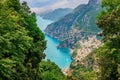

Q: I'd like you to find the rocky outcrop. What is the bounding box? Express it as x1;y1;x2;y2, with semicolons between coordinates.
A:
45;0;102;48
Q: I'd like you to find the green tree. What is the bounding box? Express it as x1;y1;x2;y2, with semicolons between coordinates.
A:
96;0;120;80
39;60;66;80
97;0;120;41
20;1;46;67
0;0;66;80
96;41;120;80
70;64;96;80
0;0;33;79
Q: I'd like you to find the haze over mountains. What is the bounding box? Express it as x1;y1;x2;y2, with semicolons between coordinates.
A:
40;8;72;21
20;0;89;14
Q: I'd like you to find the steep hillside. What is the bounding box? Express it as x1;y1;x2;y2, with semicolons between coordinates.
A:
45;0;102;48
64;36;102;80
40;8;72;21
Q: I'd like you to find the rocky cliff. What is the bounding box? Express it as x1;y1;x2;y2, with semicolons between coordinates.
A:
45;0;102;48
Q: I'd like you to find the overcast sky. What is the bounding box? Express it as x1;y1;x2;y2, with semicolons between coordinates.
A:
20;0;89;14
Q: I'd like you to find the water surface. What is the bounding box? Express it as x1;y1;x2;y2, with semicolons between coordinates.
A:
37;16;72;69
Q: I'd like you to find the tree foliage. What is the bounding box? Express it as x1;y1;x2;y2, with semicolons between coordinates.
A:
97;0;120;41
70;64;96;80
0;0;65;80
96;0;120;80
39;60;66;80
96;41;120;80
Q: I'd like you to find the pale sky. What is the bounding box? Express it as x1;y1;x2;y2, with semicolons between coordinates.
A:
20;0;89;14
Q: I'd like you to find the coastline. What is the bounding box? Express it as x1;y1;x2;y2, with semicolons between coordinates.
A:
37;16;73;70
62;48;74;75
62;36;102;75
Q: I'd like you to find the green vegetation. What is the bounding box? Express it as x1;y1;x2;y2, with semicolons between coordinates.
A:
39;60;66;80
1;0;120;80
69;50;97;80
0;0;65;79
68;0;120;80
71;64;96;80
96;0;120;80
96;41;120;80
76;4;101;33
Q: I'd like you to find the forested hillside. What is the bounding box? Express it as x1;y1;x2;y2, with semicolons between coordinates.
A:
66;0;120;80
0;0;65;79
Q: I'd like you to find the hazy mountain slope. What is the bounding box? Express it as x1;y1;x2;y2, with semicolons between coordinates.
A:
45;0;102;48
40;8;72;21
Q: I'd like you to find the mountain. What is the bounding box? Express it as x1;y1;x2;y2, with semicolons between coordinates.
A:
40;8;72;21
45;0;102;48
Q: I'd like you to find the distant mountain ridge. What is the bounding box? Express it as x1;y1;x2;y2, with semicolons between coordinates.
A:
45;0;102;48
39;8;72;21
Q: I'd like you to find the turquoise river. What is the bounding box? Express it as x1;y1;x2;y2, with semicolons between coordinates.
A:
36;16;72;69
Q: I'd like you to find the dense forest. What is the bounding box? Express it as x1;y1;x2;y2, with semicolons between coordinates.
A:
96;0;120;79
0;0;120;80
0;0;65;80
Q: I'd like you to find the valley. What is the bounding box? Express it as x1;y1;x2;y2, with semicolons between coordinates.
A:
1;0;119;79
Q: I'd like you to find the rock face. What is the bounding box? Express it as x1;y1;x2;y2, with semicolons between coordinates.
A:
39;8;72;21
45;0;102;48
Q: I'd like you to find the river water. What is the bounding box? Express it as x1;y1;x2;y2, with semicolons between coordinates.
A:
36;16;72;69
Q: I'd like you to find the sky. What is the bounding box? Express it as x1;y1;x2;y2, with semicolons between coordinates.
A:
20;0;89;14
